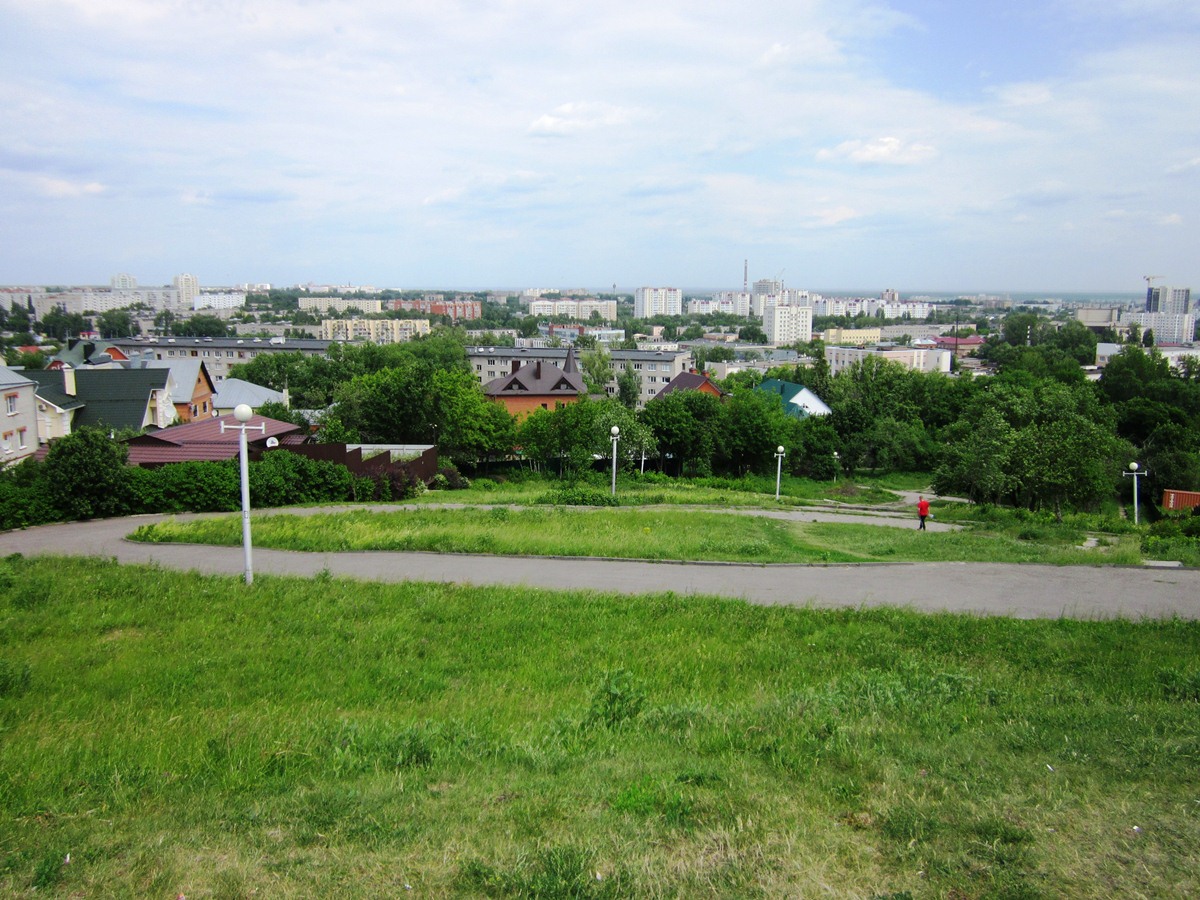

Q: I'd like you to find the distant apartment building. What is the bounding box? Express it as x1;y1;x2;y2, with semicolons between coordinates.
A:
881;288;900;303
111;273;138;290
173;274;200;308
1128;312;1197;345
690;291;752;317
299;297;384;315
1145;286;1191;315
193;291;247;312
762;301;813;346
109;336;333;384
633;287;683;318
467;345;690;407
825;345;952;376
864;300;933;319
390;298;482;320
29;288;188;319
527;298;618;320
753;278;782;297
822;326;881;346
320;318;431;343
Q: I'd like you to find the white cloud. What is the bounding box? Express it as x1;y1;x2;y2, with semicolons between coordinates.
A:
38;177;105;198
528;102;638;136
991;83;1054;106
1160;213;1184;225
816;136;937;165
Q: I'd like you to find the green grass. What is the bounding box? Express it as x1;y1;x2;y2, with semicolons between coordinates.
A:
1;555;1198;897
131;505;1148;566
427;471;904;508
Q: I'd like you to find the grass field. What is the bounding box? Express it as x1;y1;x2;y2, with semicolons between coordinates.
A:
1;555;1197;897
130;505;1146;566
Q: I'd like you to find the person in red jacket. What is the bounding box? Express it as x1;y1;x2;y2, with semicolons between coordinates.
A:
917;496;930;530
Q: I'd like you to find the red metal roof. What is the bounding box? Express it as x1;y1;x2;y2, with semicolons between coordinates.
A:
128;413;302;448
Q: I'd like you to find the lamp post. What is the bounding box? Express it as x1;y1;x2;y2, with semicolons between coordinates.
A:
1123;461;1145;526
832;450;840;483
610;426;620;496
775;445;786;500
221;403;265;584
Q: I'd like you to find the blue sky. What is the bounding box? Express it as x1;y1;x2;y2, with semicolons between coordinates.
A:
1;0;1197;294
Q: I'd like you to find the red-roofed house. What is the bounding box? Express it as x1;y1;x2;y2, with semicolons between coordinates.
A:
935;335;986;358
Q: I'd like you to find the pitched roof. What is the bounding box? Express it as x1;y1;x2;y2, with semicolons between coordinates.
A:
124;413;304;466
71;368;171;431
48;339;130;368
212;378;286;409
758;379;831;418
0;365;35;389
25;369;86;412
484;348;586;398
126;358;214;397
654;371;726;399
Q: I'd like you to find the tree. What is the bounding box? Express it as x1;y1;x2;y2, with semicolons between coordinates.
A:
639;390;723;476
580;347;613;394
40;307;88;341
738;323;768;344
41;428;130;520
716;390;794;475
97;309;141;339
1143;328;1155;348
174;314;231;338
617;364;641;410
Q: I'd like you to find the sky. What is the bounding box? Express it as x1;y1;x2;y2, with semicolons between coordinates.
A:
1;0;1198;294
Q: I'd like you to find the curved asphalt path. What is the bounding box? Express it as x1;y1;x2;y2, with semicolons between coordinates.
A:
2;507;1198;621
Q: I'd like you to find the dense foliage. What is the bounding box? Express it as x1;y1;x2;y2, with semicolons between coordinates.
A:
0;428;404;531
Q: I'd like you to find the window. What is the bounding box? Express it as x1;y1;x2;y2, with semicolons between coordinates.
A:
17;428;27;449
4;394;16;415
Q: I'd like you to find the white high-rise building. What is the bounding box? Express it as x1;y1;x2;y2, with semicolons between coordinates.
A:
753;278;782;297
1129;312;1196;344
762;302;813;346
1145;286;1191;315
634;287;682;318
111;273;138;290
173;273;200;308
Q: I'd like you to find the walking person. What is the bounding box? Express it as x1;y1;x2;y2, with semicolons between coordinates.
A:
917;495;930;530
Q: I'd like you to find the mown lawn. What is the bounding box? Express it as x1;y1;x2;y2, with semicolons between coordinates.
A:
131;505;1146;566
1;556;1197;897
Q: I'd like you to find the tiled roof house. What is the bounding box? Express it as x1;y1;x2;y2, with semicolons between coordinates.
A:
484;346;586;418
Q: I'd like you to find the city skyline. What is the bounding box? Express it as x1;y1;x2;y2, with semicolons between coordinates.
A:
2;1;1198;293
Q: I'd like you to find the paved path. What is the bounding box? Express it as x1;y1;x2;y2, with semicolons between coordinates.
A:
3;509;1197;621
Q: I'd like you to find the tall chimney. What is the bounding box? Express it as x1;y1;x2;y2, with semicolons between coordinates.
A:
62;366;76;396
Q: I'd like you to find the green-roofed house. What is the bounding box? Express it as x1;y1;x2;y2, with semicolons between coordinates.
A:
757;379;832;419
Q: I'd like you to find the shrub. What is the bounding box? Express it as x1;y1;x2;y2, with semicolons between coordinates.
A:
586;669;647;729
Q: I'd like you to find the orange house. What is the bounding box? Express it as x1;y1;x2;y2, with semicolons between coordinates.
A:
484;346;587;419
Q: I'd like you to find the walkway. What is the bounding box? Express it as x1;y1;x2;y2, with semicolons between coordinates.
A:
3;509;1197;621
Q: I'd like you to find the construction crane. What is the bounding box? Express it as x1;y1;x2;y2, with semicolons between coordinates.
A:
1144;275;1164;287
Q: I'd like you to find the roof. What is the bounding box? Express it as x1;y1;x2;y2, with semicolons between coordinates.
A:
758;379;831;418
484;347;587;397
212;378;286;409
25;369;86;411
126;358;215;397
48;338;130;368
72;368;172;430
654;371;726;399
124;413;304;466
0;365;35;389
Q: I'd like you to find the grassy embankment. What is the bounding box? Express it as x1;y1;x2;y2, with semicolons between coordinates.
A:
132;504;1146;566
1;555;1198;897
